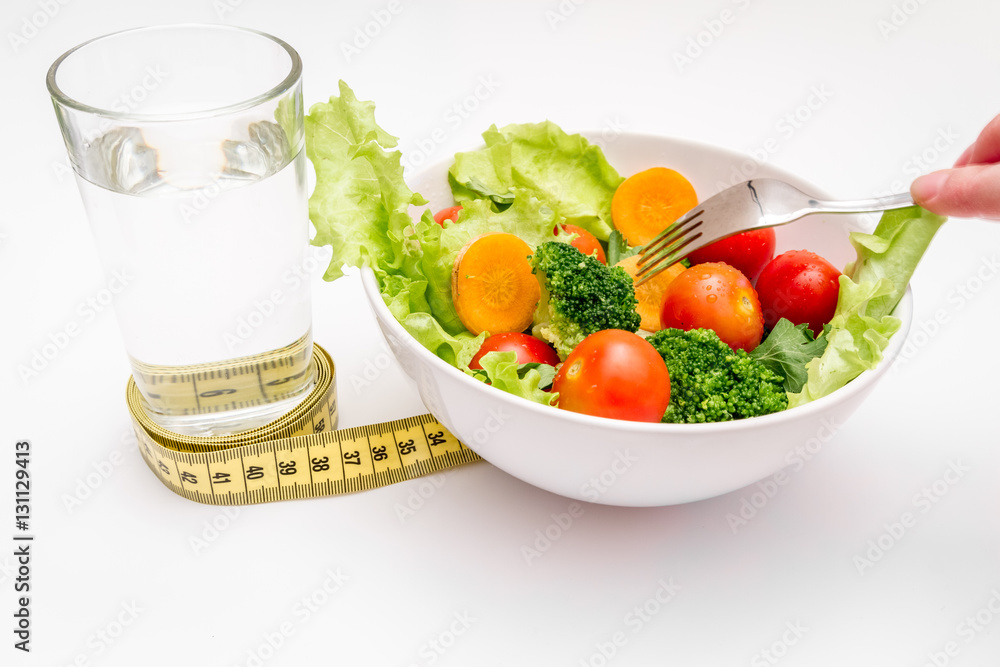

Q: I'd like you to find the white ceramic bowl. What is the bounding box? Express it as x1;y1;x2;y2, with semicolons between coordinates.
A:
360;132;911;506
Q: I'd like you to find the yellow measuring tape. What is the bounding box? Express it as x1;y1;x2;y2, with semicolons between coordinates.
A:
128;343;482;504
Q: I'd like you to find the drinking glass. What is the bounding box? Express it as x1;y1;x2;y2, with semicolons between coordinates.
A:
47;24;315;436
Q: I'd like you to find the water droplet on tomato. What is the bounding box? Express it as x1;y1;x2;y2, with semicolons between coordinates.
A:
707;294;718;303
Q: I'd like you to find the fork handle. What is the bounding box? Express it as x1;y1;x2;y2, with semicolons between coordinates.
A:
807;191;914;215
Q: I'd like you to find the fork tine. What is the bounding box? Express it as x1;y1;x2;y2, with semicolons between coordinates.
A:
636;230;703;274
633;232;704;286
636;209;705;266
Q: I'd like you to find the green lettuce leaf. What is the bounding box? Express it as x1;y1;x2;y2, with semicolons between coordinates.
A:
787;277;901;407
275;94;301;157
846;206;948;319
473;351;558;406
750;319;829;393
305;80;426;281
378;270;483;368
305;82;563;408
454;177;515;210
448;121;623;240
605;229;639;266
787;206;946;407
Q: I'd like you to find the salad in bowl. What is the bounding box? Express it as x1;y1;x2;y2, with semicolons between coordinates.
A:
304;82;945;505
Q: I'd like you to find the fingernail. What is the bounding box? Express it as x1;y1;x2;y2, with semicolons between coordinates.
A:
911;170;949;204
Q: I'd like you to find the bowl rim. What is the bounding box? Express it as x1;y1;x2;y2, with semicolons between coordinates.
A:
362;129;914;433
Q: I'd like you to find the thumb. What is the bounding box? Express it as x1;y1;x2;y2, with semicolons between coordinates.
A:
910;164;1000;220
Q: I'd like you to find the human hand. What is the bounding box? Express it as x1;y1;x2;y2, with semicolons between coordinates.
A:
910;113;1000;220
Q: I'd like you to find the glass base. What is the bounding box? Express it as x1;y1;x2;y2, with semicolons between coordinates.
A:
141;381;315;438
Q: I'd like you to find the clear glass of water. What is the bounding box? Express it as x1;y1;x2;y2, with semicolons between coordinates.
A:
47;25;315;436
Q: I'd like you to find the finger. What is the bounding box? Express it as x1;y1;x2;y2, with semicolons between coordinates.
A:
953;142;975;167
911;163;1000;220
963;113;1000;166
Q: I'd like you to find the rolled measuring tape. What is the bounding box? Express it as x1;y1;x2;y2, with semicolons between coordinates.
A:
127;343;482;505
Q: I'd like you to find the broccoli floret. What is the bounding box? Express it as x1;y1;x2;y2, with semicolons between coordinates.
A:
647;328;788;424
530;241;640;358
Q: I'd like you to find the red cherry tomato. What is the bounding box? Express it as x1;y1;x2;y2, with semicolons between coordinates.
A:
755;250;841;336
660;262;764;352
469;332;560;370
555;223;606;263
553;329;671;423
685;228;776;283
433;206;463;226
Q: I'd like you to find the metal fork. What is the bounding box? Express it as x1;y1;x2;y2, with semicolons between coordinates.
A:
634;179;914;285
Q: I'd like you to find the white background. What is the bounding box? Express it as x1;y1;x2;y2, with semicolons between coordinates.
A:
3;1;1000;665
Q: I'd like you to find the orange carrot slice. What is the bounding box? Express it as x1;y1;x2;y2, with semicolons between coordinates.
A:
616;255;686;332
452;233;540;335
611;167;698;246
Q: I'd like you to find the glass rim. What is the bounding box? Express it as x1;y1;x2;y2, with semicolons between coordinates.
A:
45;23;302;122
